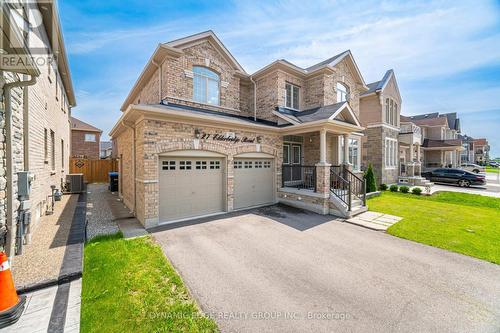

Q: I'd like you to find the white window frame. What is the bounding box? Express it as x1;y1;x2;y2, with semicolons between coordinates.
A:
285;83;300;109
84;133;96;142
336;82;349;103
348;137;361;171
192;66;220;105
385;138;398;169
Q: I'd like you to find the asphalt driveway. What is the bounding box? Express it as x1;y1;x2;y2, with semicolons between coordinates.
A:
152;205;500;333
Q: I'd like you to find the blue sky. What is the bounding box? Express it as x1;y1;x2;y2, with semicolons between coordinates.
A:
59;0;500;157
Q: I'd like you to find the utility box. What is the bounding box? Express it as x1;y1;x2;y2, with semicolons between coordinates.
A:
18;171;34;200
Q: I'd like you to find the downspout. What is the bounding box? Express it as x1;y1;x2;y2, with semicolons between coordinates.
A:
2;75;37;256
121;120;136;215
250;75;257;121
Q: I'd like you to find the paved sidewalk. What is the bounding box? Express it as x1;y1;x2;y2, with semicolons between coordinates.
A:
3;279;81;333
346;211;402;231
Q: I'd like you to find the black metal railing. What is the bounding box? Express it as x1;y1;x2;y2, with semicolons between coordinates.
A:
330;165;367;209
343;167;366;206
330;166;350;210
282;165;316;191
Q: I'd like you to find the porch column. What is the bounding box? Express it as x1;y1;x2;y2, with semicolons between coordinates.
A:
320;129;327;164
343;134;350;165
409;143;414;162
416;144;421;162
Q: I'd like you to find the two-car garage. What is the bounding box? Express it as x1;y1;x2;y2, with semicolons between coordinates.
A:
159;152;275;223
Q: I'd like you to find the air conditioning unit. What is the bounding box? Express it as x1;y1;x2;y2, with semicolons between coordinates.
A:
66;173;84;193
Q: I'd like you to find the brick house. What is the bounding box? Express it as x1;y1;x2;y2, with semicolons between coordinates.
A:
473;138;490;164
0;1;76;256
111;31;372;228
401;113;463;171
70;116;102;159
359;70;402;185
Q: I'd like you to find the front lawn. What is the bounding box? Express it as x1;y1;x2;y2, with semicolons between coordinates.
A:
368;192;500;264
81;233;218;333
485;166;499;173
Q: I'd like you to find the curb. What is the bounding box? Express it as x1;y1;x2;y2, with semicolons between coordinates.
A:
16;271;82;295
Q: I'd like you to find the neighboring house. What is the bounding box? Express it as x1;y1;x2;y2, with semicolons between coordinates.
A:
400;112;463;170
0;1;76;256
111;30;370;228
359;69;402;185
459;134;475;163
473;138;490;164
100;141;113;159
70;116;102;159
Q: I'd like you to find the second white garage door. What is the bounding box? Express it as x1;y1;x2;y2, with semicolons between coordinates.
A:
159;157;224;222
233;158;275;210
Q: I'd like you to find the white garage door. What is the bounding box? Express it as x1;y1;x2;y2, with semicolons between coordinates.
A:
233;158;274;210
159;157;224;222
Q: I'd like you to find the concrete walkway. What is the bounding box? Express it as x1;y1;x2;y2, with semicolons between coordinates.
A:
3;279;81;333
346;211;402;231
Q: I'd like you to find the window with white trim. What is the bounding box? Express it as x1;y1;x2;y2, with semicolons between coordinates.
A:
84;133;96;142
385;98;398;126
348;138;360;171
193;66;220;105
385;138;398;168
336;82;349;103
285;83;299;109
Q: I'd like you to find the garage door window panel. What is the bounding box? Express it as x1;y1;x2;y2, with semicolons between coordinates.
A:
180;161;192;170
162;160;176;170
196;161;207;170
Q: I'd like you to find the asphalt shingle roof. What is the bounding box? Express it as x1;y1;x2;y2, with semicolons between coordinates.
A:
276;102;346;123
70;117;102;133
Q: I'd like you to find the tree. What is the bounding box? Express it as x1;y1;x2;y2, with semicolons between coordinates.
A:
364;163;377;193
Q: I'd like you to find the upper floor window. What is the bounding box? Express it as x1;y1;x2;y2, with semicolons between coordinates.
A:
336;82;349;103
385;98;398;126
85;133;96;142
193;66;220;105
285;83;299;109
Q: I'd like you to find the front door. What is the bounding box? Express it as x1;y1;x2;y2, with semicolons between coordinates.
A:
282;143;302;185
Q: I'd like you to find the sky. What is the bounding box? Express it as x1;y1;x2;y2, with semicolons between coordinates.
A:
59;0;500;157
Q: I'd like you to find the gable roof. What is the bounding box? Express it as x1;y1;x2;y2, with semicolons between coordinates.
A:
473;138;488;146
252;50;368;89
165;30;247;74
409;116;448;127
275;102;361;127
360;69;398;98
121;30;247;111
70;116;102;133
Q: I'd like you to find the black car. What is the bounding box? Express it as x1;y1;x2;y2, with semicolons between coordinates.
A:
422;168;486;187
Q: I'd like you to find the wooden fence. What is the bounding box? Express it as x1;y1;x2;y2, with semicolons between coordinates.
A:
70;158;118;183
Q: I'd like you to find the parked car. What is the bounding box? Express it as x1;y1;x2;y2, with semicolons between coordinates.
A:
460;163;485;173
422;168;486;187
489;161;499;167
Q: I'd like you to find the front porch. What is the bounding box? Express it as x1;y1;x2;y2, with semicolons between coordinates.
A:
278;129;367;218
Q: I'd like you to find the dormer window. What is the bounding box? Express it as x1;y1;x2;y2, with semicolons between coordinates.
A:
193;66;220;105
285;83;299;109
336;82;349;103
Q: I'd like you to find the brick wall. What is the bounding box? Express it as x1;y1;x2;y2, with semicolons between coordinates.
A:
115;117;283;227
362;126;399;185
71;130;100;159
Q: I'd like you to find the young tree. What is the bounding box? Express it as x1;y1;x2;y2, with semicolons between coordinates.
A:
364;163;377;193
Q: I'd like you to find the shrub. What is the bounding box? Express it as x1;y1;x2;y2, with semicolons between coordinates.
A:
389;185;399;192
400;186;410;193
379;183;388;191
412;187;422;195
364;164;377;193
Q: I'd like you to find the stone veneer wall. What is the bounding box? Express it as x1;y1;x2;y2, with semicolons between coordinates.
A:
362;126;399;185
0;71;24;254
115;118;283;227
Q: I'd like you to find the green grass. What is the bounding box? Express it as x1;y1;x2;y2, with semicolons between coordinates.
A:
368;192;500;264
485;165;499;173
81;233;218;333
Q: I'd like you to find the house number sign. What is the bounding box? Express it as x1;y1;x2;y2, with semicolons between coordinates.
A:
195;129;261;144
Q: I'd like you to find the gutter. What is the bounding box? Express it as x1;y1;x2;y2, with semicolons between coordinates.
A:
2;75;37;256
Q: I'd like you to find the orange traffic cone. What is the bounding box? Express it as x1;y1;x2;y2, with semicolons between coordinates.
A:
0;251;26;328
